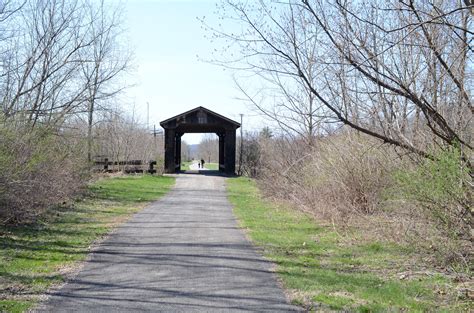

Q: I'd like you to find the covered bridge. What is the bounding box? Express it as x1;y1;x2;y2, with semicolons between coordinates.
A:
160;107;241;175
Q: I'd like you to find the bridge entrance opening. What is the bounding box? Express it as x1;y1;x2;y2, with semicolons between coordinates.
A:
180;133;219;172
160;107;240;175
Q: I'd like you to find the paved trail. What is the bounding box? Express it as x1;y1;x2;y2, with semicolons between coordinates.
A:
38;174;299;312
188;160;206;171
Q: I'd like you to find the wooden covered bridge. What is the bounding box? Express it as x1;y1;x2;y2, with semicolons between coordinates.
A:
160;107;240;175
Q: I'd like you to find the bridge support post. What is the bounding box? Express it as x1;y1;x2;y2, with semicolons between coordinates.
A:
224;129;236;175
164;129;176;173
175;133;182;172
218;133;225;172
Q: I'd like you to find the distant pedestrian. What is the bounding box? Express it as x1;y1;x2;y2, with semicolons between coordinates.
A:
201;159;205;169
198;162;201;169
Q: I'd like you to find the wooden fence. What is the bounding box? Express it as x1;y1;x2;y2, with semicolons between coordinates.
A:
94;158;157;174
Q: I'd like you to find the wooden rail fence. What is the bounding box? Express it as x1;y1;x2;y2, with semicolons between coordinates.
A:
94;158;157;174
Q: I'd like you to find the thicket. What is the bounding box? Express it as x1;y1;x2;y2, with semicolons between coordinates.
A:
395;147;472;266
0;114;161;225
0;122;88;224
212;0;473;269
0;1;157;225
241;129;472;268
92;110;164;170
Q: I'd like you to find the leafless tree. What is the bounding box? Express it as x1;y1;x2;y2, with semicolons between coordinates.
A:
0;0;130;136
81;0;131;161
2;0;88;123
209;0;473;266
94;108;160;167
0;0;135;223
210;0;472;159
181;140;192;162
198;134;219;163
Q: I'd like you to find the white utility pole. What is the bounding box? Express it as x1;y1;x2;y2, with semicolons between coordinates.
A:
146;102;150;129
238;114;243;175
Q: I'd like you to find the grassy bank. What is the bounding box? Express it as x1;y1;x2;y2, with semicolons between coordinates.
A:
227;177;469;312
205;163;218;170
0;175;175;312
181;161;193;170
180;161;218;171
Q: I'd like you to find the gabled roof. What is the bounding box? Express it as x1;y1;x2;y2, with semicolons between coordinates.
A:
160;106;241;127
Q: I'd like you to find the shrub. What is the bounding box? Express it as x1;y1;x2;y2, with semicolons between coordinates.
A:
256;132;397;223
394;147;472;266
241;130;473;267
0;123;89;224
240;135;262;177
304;134;396;217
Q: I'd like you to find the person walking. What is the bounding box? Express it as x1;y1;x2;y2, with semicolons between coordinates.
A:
201;159;205;169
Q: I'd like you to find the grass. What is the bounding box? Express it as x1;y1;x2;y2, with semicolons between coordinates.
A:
0;175;175;313
181;161;193;170
227;177;470;312
180;161;218;171
204;163;218;170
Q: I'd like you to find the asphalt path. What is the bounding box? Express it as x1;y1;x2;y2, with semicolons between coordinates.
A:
37;174;300;312
189;160;207;171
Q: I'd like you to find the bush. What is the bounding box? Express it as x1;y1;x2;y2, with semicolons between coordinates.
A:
0;123;89;224
253;131;472;268
304;134;396;217
256;133;397;223
240;135;262;177
394;148;472;265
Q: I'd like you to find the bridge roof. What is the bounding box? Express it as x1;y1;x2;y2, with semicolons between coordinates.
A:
160;106;240;133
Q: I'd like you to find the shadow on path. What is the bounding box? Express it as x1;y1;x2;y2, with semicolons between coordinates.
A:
36;174;300;312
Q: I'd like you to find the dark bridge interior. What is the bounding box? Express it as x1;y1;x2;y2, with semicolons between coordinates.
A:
160;107;240;175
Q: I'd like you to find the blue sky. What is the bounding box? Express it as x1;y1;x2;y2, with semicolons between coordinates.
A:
120;0;259;144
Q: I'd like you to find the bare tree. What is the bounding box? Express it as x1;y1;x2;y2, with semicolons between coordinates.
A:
94;107;160;169
181;140;192;162
198;134;219;163
0;0;135;223
81;0;131;161
2;0;91;123
0;0;130;136
208;0;473;267
209;0;472;158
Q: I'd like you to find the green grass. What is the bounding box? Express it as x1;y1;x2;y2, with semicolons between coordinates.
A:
227;177;469;312
0;175;175;313
181;161;193;170
180;161;218;171
204;163;218;170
